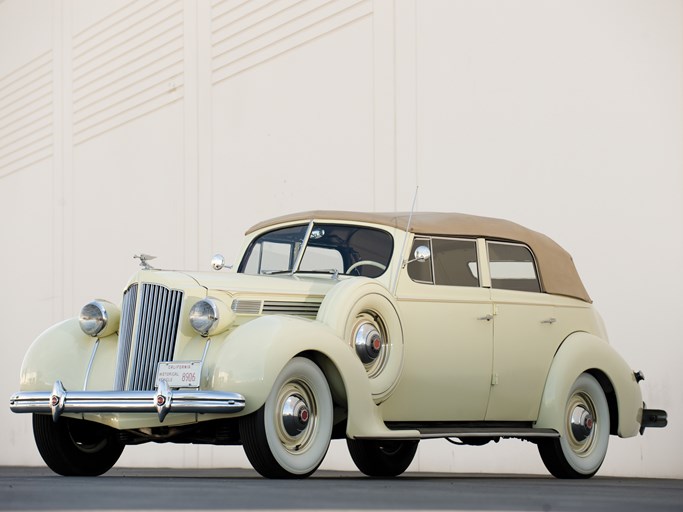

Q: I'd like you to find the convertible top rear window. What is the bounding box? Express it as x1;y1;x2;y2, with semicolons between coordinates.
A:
488;241;541;293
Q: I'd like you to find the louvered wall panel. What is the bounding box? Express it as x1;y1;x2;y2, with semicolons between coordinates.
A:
0;51;52;178
210;0;372;85
72;0;184;145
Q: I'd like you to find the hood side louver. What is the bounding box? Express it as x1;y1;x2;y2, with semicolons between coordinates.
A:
231;299;262;315
231;299;321;317
262;301;321;317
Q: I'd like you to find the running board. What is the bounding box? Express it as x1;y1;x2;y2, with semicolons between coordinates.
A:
415;427;559;439
356;425;559;441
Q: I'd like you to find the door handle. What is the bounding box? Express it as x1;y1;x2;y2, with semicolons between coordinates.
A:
478;314;493;322
541;317;557;325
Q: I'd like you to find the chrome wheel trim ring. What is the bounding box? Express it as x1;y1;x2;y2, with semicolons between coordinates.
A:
274;380;317;455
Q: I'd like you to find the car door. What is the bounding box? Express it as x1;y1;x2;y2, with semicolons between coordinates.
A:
381;237;494;422
483;241;563;421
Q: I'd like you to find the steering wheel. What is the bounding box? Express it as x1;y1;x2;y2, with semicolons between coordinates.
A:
346;260;387;274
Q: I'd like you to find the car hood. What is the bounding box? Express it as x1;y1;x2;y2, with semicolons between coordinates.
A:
125;269;341;301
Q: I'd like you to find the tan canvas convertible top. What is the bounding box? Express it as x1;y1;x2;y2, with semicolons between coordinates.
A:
247;211;591;303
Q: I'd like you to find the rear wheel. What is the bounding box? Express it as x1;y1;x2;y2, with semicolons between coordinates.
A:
347;438;418;477
538;373;610;478
240;357;333;478
33;414;124;476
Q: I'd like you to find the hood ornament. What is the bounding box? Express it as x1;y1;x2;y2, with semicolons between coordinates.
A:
134;253;156;270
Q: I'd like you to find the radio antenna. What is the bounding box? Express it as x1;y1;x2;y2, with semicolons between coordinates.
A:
391;186;419;296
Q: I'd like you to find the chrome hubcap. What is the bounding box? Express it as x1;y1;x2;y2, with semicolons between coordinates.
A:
566;392;597;455
570;405;594;442
281;394;310;437
275;380;316;454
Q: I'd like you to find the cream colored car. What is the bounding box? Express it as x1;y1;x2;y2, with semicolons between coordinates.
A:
11;211;667;479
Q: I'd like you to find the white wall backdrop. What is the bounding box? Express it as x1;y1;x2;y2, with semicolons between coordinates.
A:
1;0;681;477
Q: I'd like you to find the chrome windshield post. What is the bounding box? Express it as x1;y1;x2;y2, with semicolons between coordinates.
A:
289;220;314;275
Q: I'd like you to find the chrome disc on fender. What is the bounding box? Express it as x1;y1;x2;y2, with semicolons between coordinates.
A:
351;313;390;379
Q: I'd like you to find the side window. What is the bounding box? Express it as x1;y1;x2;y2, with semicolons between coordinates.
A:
407;238;433;284
408;237;479;287
432;238;479;287
487;241;541;293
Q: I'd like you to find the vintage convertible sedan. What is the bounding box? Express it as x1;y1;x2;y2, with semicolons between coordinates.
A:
10;211;667;478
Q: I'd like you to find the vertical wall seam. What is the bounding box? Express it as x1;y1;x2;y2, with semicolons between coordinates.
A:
52;0;63;322
183;0;198;270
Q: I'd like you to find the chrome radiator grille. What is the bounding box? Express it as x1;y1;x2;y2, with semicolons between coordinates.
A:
113;283;183;391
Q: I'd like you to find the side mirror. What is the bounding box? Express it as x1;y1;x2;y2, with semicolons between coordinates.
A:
413;245;431;263
403;245;431;268
211;254;232;271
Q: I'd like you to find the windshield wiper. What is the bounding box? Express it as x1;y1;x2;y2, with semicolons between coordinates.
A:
295;269;339;280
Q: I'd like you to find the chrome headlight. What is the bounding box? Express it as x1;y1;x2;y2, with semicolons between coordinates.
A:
189;298;234;337
79;300;120;337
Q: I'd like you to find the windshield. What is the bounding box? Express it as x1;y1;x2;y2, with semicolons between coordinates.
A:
239;223;393;278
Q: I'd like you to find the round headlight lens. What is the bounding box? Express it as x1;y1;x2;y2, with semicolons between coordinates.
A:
190;299;220;336
79;301;108;337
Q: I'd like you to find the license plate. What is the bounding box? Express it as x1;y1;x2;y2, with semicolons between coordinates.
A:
156;361;202;388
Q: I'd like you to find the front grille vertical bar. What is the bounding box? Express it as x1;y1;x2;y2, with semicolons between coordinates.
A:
138;285;158;390
113;284;138;390
139;285;157;389
129;284;152;390
146;286;168;389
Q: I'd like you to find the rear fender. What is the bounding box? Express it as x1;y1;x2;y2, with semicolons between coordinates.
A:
535;331;642;438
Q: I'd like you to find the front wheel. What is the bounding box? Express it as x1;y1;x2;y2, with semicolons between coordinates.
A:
538;373;610;478
239;357;333;478
347;438;418;477
33;414;124;476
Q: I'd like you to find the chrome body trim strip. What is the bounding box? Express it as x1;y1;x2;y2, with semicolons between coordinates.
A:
10;380;246;423
82;339;100;391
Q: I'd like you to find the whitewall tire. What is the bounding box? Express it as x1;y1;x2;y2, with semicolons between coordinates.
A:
538;373;610;478
240;357;333;478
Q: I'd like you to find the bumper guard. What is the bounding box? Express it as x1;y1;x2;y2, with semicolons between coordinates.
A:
640;406;668;435
9;380;246;423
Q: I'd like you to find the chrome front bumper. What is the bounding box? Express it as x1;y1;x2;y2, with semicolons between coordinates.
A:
9;380;246;423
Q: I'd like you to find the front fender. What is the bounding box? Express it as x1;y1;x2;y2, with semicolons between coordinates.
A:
207;315;418;439
18;318;109;392
535;331;642;438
